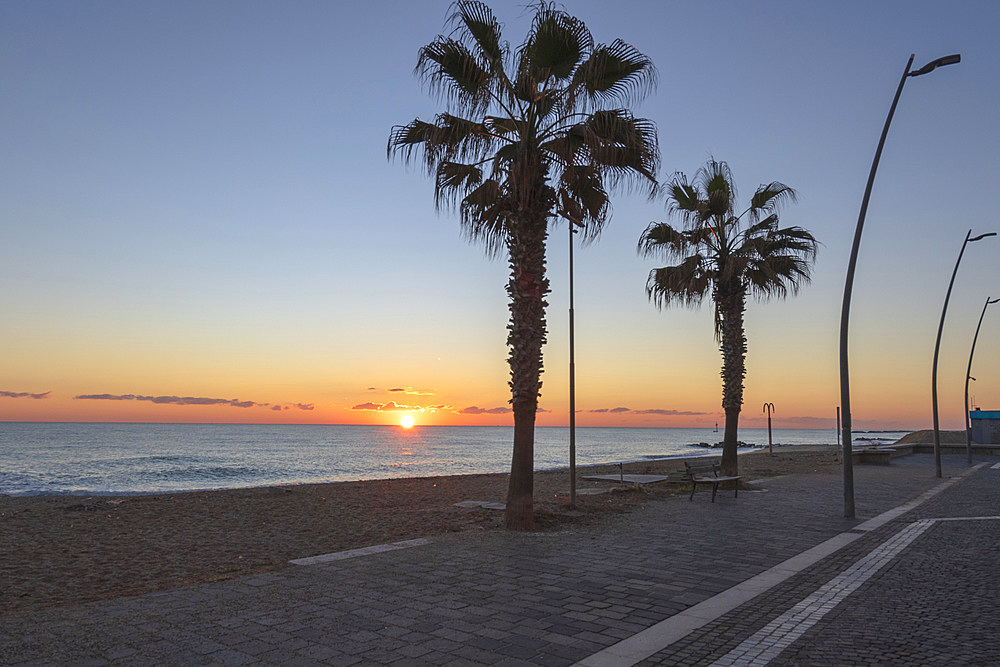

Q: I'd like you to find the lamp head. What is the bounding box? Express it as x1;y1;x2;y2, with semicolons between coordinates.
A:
969;232;997;242
909;53;961;77
989;297;1000;305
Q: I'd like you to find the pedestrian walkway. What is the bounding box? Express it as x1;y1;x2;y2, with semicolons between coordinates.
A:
2;453;997;666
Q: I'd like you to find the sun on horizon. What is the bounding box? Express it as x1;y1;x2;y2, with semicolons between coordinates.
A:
400;415;415;428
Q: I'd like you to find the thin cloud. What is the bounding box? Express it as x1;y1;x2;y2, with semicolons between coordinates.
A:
76;394;258;408
388;387;435;396
351;401;415;412
781;416;831;424
1;390;51;399
459;406;512;415
75;393;315;411
584;406;709;416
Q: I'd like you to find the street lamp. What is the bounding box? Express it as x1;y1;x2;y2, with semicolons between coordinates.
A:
963;296;999;464
568;220;578;508
763;403;775;455
839;53;960;518
932;230;996;477
559;189;584;508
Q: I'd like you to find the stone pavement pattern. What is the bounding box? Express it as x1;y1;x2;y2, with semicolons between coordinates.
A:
1;454;996;665
638;458;1000;666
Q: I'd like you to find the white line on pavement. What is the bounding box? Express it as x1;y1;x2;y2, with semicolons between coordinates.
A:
572;463;987;667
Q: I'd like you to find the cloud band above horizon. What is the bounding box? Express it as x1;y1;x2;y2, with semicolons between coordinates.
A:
584;407;708;416
75;393;314;411
1;390;51;399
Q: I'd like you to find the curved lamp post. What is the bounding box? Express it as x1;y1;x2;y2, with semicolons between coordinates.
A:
963;296;999;464
839;53;960;518
763;403;775;454
932;231;996;477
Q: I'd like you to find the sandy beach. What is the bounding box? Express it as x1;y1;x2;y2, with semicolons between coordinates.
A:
1;446;841;616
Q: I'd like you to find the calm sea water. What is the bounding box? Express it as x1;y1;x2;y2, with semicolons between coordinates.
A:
0;423;907;497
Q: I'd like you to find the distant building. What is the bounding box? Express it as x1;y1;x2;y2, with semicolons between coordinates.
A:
970;409;1000;444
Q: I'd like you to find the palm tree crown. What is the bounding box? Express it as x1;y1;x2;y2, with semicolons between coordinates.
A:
389;1;658;529
639;158;817;475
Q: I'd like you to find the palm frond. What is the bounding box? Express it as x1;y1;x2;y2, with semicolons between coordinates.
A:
485;115;519;137
451;1;506;68
744;254;812;300
638;222;688;258
578;111;659;187
697;159;736;218
646;255;712;309
388;113;498;173
571;39;655;107
538;135;577;164
387;119;438;165
741;213;779;240
748;182;796;221
459;178;509;257
664;176;707;226
520;3;592;81
435;162;483;209
490;142;519;176
772;226;819;258
416;38;494;113
557;165;609;242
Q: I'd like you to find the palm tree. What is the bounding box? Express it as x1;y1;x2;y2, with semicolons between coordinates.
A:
389;1;658;529
638;159;817;476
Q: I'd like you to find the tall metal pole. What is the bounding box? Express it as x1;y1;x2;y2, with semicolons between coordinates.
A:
838;52;959;518
932;231;995;477
568;222;576;508
964;297;998;464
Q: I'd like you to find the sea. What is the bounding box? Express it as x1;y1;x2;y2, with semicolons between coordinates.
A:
0;423;908;497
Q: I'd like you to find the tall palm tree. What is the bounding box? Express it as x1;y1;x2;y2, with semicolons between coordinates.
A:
389;1;658;529
639;159;817;476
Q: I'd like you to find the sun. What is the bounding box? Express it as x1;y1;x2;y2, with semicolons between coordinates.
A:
400;415;415;428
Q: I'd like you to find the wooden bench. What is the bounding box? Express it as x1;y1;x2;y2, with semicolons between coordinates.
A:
684;460;742;502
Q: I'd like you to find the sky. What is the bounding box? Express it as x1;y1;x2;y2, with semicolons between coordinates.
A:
2;0;998;430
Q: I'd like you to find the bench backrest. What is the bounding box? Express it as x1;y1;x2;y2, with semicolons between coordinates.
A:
684;460;720;477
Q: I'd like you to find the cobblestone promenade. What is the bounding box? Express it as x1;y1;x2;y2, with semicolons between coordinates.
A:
3;453;998;666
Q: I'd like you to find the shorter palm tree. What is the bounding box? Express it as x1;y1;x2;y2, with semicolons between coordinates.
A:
639;159;818;476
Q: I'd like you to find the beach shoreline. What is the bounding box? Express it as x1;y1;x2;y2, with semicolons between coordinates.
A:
1;446;840;616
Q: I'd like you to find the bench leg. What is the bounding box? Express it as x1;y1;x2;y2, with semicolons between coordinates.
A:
711;482;718;503
689;481;696;500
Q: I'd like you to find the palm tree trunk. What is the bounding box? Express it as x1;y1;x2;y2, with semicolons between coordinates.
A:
722;407;740;475
503;211;549;530
717;284;747;477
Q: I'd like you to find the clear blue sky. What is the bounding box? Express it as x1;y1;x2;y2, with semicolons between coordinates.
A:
2;0;998;429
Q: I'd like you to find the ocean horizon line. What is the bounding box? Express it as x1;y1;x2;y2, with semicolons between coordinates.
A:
0;420;908;432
